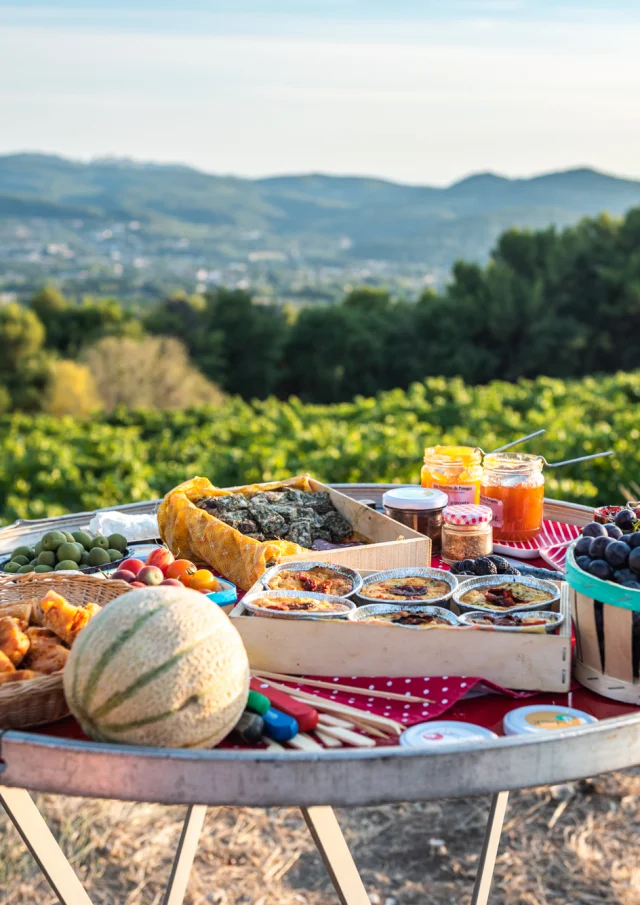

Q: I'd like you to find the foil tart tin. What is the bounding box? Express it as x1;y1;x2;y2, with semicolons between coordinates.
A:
348;603;459;628
457;609;564;633
452;574;560;614
260;560;363;598
357;567;457;607
241;588;356;620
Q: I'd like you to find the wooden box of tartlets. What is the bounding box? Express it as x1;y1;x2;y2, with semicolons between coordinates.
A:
229;565;572;693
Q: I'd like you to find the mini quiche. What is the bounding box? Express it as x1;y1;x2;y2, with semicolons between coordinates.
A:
465;612;550;627
459;582;555;610
363;576;451;602
361;610;454;628
247;594;351;615
266;566;353;597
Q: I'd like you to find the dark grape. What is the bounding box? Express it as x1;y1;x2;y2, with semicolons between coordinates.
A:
588;535;613;559
604;541;630;569
629;547;640;575
588;559;612;580
626;532;640;549
613;568;636;584
622;580;640;590
582;522;608;538
614;509;636;532
605;524;623;539
576;555;591;572
575;536;593;557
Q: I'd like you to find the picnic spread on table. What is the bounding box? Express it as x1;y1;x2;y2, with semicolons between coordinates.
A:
1;435;639;755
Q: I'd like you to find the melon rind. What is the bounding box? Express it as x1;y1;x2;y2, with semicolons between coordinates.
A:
63;586;250;749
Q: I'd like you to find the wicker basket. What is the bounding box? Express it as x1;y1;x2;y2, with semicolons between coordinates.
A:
0;572;131;729
567;545;640;705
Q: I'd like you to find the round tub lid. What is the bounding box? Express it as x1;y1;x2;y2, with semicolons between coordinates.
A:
400;720;498;747
503;705;597;736
382;487;448;511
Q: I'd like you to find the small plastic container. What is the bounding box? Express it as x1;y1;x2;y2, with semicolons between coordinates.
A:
421;446;483;505
503;705;597;736
441;504;493;564
400;721;498;747
205;578;238;606
382;487;448;553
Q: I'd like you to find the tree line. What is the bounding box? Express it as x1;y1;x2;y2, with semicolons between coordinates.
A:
1;207;639;413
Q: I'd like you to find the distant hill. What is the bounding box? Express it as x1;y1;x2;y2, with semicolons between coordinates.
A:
1;153;640;271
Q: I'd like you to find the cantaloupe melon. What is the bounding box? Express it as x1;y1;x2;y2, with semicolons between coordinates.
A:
63;586;249;748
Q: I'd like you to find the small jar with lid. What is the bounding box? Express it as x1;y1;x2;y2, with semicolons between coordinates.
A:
421;446;483;504
441;504;493;564
480;453;544;543
382;487;448;553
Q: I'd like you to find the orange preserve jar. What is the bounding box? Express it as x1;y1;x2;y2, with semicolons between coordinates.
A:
480;453;544;543
421;446;482;505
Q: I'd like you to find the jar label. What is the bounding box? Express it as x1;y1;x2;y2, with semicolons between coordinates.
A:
438;484;476;505
524;710;583;730
480;493;503;528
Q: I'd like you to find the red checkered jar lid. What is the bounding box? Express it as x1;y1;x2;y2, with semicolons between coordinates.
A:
443;504;493;526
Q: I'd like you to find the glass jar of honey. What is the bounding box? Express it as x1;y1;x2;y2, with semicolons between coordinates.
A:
480;453;544;543
421;446;482;505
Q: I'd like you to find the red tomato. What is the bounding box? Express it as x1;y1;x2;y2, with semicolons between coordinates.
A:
145;547;175;575
165;559;197;584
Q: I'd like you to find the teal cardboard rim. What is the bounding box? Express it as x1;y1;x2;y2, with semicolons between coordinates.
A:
566;543;640;612
205;578;238;606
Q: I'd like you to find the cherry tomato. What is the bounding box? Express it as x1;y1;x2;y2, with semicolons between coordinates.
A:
187;569;220;592
165;559;197;584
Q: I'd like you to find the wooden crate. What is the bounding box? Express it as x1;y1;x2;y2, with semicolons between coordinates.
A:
229;571;571;692
223;477;431;573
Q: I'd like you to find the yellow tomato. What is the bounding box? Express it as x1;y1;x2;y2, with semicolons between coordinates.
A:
187;569;221;592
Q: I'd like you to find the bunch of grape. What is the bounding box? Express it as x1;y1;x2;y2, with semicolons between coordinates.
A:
574;508;640;588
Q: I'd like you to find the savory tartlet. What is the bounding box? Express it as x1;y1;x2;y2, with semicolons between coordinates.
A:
266;565;353;597
363;576;452;602
459;581;556;610
361;610;453;628
245;594;351;615
458;609;564;633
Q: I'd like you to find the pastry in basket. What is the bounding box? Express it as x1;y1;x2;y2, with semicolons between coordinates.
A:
249;594;350;614
363;576;451;601
459;582;555;609
362;610;453;628
24;627;70;674
0;615;30;666
266;566;353;596
40;591;101;646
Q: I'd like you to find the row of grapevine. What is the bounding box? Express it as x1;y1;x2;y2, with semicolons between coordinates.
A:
1;372;638;525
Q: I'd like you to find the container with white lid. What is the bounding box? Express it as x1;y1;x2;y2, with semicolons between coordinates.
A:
503;705;597;736
382;487;448;553
400;720;498;747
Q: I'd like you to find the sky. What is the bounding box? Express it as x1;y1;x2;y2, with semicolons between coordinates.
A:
0;1;639;186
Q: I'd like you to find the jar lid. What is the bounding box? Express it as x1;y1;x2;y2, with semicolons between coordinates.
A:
443;504;493;526
503;705;597;736
382;487;448;512
400;721;498;747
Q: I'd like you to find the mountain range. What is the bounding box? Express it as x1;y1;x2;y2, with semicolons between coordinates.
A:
2;153;640;274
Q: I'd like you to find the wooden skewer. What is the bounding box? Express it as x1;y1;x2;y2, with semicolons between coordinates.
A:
287;732;324;751
313;729;343;748
317;713;356;730
316;726;376;748
261;737;285;751
347;720;390;739
275;689;404;736
252;670;434;704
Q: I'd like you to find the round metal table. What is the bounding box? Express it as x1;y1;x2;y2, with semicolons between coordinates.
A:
1;487;639;905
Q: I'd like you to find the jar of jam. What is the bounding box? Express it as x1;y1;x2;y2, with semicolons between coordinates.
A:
441;504;493;563
421;446;483;504
382;487;448;553
480;453;544;543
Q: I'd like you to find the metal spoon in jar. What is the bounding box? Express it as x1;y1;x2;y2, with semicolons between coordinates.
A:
482;429;546;456
542;450;614;468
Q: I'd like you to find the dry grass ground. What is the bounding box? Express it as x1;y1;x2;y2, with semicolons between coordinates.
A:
1;770;638;905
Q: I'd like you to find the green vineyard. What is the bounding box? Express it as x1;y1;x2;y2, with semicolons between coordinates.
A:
1;371;639;526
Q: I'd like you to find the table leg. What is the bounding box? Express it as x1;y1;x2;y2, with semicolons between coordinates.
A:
301;806;371;905
162;804;207;905
0;784;94;905
470;790;509;905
